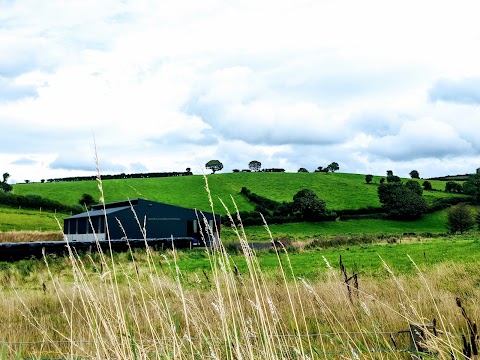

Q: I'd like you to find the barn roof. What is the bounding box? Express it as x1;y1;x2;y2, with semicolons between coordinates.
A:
65;206;130;219
91;198;140;210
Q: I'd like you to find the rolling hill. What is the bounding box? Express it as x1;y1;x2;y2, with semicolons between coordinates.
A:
3;172;468;237
11;172;463;215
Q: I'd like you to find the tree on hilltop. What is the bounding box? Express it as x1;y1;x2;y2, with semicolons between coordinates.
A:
205;160;223;174
248;160;262;172
327;162;339;172
409;170;420;179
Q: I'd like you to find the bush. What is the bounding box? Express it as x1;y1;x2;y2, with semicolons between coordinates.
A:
0;191;82;214
386;175;401;183
462;174;480;204
0;182;12;192
447;203;476;234
427;197;468;213
422;181;433;191
292;189;327;221
445;181;463;193
378;183;427;219
405;180;423;196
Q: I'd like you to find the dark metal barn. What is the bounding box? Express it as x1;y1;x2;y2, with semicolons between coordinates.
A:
63;198;220;246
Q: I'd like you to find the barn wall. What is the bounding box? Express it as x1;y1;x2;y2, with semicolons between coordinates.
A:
64;199;220;245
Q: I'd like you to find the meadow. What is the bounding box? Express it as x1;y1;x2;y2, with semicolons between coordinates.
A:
4;172;466;242
0;233;479;359
12;172;464;215
0;205;69;233
1;172;478;359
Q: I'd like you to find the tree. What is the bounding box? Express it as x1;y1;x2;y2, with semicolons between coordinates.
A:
405;180;423;196
248;160;262;172
445;181;462;193
365;174;373;184
79;193;96;210
2;172;10;183
378;183;428;219
205;160;223;174
447;204;476;234
298;168;309;173
422;181;432;191
0;182;12;192
462;174;480;204
386;170;394;177
327;162;339;172
386;175;401;183
292;189;327;221
409;170;420;179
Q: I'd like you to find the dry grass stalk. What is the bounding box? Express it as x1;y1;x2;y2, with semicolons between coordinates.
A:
0;231;63;243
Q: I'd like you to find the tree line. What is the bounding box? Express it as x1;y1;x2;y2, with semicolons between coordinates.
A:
206;160;340;174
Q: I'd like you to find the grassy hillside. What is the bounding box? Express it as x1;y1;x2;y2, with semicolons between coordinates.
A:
0;205;69;232
6;172;467;237
12;172;464;215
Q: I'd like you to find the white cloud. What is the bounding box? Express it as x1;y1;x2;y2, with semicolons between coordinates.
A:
366;118;475;161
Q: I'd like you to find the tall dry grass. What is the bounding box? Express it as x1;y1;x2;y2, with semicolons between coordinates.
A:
0;231;63;243
0;174;477;359
1;248;478;358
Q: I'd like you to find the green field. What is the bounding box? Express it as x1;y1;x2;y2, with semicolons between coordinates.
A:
141;236;475;280
222;209;452;241
12;172;464;215
0;205;69;232
3;172;468;237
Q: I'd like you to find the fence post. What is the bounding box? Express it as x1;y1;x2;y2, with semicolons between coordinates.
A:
408;322;437;359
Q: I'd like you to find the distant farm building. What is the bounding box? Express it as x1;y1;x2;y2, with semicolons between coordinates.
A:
63;198;220;246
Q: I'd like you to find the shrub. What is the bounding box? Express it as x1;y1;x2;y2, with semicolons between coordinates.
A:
445;181;463;193
423;180;433;191
378;183;427;219
405;179;423;196
447;203;476;234
292;189;327;221
462;174;480;204
0;191;82;214
386;175;401;183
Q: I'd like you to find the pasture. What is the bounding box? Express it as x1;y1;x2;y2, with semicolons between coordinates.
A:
1;172;477;358
12;172;465;215
0;234;478;359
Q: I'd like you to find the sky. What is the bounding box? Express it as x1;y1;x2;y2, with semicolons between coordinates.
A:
1;0;480;184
